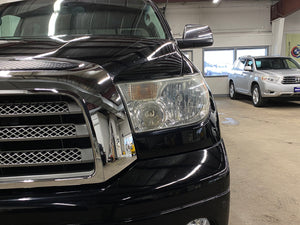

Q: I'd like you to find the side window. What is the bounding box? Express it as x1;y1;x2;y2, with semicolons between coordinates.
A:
255;60;262;69
0;15;20;37
286;59;298;69
245;60;254;70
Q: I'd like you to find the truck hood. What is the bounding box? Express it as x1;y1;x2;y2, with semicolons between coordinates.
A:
0;37;183;82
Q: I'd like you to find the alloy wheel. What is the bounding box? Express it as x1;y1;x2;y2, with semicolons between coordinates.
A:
252;87;259;105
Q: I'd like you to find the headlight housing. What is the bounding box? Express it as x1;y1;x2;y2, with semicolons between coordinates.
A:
117;74;210;133
261;75;280;83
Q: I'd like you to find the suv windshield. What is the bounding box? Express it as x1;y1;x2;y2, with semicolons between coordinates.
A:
0;0;166;40
255;57;300;70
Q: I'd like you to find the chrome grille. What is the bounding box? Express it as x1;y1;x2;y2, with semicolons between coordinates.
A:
0;149;82;166
0;94;94;179
282;76;300;84
0;102;69;116
0;125;77;140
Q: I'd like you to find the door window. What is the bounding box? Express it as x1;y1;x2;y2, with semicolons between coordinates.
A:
245;60;254;70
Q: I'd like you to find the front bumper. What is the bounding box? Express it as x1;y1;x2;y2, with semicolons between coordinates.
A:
0;141;229;225
262;82;300;98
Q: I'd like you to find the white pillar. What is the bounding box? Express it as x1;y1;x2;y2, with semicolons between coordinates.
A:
271;17;285;56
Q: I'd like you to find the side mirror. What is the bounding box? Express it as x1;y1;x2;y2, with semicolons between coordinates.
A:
177;25;213;49
244;66;253;71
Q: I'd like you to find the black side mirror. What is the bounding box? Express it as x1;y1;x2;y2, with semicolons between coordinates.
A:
177;24;213;49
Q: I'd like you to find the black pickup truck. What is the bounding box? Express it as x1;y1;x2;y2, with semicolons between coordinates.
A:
0;0;229;224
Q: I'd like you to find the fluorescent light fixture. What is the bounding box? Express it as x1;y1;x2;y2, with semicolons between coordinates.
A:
213;0;221;4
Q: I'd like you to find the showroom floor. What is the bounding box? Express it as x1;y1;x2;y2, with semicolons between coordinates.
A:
215;97;300;225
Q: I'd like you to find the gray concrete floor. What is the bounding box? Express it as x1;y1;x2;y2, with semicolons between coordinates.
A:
215;97;300;225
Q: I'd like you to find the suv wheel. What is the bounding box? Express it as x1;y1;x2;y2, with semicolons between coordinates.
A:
229;82;237;99
252;84;265;107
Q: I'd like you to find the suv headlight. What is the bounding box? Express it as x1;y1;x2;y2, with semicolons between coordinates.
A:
261;75;280;83
117;74;210;133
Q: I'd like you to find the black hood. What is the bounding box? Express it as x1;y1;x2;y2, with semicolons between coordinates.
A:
0;37;186;82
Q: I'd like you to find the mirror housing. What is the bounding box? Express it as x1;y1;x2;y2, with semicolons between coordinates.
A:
177;25;213;49
244;66;253;71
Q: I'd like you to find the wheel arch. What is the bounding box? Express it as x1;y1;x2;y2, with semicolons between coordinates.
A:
251;81;259;91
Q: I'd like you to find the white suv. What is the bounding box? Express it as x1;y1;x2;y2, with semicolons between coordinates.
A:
228;56;300;106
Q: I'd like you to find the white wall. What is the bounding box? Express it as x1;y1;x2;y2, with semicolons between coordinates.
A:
284;10;300;33
282;10;300;55
161;0;274;95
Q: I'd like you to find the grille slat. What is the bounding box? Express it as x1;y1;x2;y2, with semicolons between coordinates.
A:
0;149;85;167
282;76;300;84
0;124;88;141
0;102;81;117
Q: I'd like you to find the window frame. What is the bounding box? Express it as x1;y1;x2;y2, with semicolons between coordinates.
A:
203;46;269;77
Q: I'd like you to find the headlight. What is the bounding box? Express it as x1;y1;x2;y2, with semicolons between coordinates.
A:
117;74;210;133
261;75;280;82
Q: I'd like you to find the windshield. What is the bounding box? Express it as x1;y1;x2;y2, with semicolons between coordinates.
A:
0;0;167;40
255;58;300;70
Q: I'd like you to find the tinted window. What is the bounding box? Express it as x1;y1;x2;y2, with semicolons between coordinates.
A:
245;59;253;69
0;15;20;37
0;0;166;39
255;58;300;70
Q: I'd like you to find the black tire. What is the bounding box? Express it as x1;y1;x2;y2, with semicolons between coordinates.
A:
229;81;237;99
251;84;265;107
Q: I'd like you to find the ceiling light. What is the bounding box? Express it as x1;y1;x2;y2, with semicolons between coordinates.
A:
213;0;221;4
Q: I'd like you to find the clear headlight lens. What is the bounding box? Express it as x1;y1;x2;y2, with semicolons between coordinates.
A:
261;75;280;82
117;74;210;133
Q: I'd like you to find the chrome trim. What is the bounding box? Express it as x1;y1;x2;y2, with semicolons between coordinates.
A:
0;57;136;189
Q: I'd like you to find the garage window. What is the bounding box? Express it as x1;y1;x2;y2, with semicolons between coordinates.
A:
236;48;267;59
204;47;268;76
204;49;234;76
